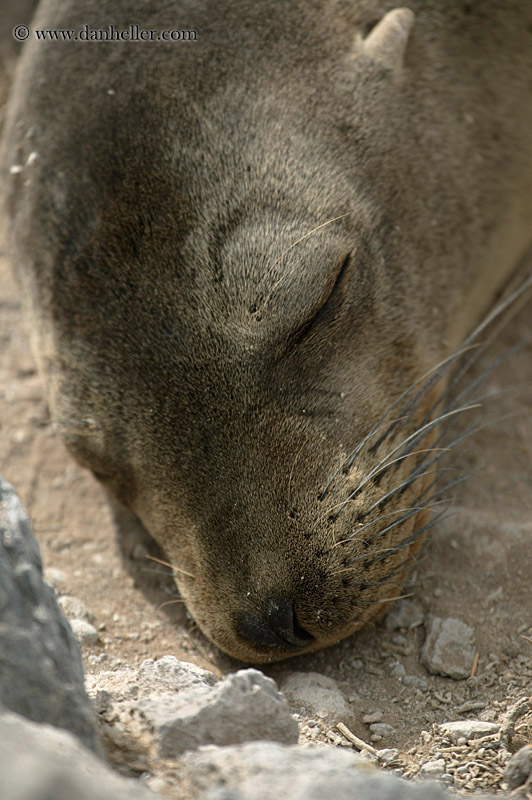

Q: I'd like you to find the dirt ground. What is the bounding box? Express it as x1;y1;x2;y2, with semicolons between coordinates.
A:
1;227;532;796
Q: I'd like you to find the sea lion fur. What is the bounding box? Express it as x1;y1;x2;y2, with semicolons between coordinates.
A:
2;0;532;661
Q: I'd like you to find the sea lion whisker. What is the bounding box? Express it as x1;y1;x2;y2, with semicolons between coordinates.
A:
157;599;186;610
364;508;449;567
364;498;451;546
257;212;352;314
331;501;444;548
354;592;416;607
350;556;425;586
145;554;195;579
343;446;449;505
331;404;479;519
319;345;480;501
354;466;453;523
318;413;411;501
367;343;481;455
270;213;351;271
370;272;532;453
418;343;523;436
403;406;519;491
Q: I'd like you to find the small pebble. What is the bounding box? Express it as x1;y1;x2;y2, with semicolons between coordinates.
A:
419;759;446;778
369;723;395;738
363;711;383;724
389;662;406;680
377;748;400;765
401;675;428;691
383;599;424;630
43;567;67;589
70;619;99;646
58;595;95;624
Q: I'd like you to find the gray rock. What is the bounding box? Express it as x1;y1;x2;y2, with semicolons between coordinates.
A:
383;599;424;630
70;618;99;646
419;759;446;778
138;655;217;692
139;668;298;757
402;675;428;691
280;672;354;725
438;720;500;741
420;616;476;679
377;749;400;765
0;710;155;800
0;477;98;750
369;722;395;738
389;661;406;680
183;741;486;800
503;744;532;789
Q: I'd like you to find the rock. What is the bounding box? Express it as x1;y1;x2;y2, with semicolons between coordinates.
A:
438;720;500;742
0;476;98;750
70;618;99;646
402;675;428;691
139;668;298;757
138;655;217;692
389;661;406;679
419;759;446;778
377;748;400;765
420;616;476;679
280;672;354;725
384;599;424;630
182;741;469;800
43;566;67;589
503;744;532;789
58;595;95;624
0;710;155;800
370;722;395;739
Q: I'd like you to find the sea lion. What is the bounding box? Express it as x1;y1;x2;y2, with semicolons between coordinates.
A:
2;0;532;662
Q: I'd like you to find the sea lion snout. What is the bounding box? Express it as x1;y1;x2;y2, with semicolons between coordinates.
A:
238;598;315;651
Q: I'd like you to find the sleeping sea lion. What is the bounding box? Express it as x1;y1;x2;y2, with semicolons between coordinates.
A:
2;0;532;661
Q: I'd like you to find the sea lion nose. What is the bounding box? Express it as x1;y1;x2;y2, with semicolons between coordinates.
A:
238;597;315;650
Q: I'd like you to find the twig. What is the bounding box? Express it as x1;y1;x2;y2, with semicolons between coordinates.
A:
336;723;378;755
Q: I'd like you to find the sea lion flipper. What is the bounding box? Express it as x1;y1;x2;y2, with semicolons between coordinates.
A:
361;7;415;74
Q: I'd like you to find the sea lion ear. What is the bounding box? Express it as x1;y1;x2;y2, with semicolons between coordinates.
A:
361;7;415;74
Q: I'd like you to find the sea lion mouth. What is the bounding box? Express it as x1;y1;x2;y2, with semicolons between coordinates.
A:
237;597;315;651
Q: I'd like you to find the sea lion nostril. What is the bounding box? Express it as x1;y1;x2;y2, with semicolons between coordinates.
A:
238;597;315;649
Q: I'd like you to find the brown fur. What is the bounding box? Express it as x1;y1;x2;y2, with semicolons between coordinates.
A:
2;0;532;661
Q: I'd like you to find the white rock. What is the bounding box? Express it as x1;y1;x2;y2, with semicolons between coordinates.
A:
419;759;446;778
43;567;67;589
138;655;217;692
369;723;395;738
69;619;99;646
280;672;354;725
438;720;500;741
377;748;400;765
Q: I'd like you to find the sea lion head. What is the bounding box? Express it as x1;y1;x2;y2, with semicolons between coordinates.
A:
5;7;456;661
